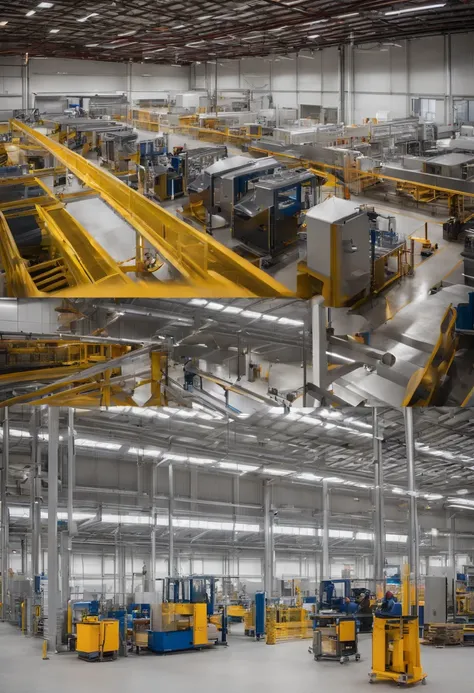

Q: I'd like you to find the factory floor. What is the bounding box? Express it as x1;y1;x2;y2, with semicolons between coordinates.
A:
0;621;471;693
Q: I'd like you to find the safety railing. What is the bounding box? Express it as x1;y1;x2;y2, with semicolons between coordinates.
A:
10;120;292;297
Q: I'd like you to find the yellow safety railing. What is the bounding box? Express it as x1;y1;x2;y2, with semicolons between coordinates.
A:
10;120;291;297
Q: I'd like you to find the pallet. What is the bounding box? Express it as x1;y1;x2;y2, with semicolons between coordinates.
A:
423;623;464;647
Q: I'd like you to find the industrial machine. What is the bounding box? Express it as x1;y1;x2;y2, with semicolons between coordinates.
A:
311;615;360;664
300;197;371;307
370;568;426;687
233;168;318;260
461;229;474;286
76;616;119;662
214;156;280;225
319;579;352;611
102;130;138;172
244;591;266;640
148;576;225;654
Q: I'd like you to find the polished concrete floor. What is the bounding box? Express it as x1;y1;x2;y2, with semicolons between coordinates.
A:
0;621;471;693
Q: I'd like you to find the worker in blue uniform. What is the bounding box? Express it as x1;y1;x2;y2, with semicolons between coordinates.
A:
342;596;359;615
377;591;396;615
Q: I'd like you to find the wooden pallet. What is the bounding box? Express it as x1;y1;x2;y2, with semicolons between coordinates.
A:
423;623;464;646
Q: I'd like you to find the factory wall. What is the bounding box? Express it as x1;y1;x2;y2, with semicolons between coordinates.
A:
191;32;474;125
0;56;191;116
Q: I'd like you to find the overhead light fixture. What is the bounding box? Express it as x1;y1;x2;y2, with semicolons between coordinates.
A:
86;43;99;47
222;306;243;314
457;489;469;495
173;24;185;28
308;34;320;39
297;473;323;481
336;12;359;18
26;10;36;16
261;467;292;476
0;20;7;25
77;12;99;22
118;30;137;36
199;15;213;20
385;3;445;14
49;28;60;33
149;47;167;53
37;2;54;7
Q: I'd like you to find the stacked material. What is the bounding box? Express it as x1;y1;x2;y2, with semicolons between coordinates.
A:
423;623;464;646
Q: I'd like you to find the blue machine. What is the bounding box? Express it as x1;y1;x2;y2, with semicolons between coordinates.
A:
74;600;100;616
319;580;352;611
254;591;266;640
108;608;127;653
455;291;474;331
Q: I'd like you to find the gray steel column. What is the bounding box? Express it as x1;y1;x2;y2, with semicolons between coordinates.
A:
322;480;330;580
118;544;126;598
150;463;158;594
47;407;59;651
338;44;345;123
62;409;75;636
21;538;26;575
30;409;41;581
60;531;70;642
263;481;274;597
168;463;175;577
1;409;10;621
127;60;133;123
404;407;419;614
311;296;327;405
373;408;385;596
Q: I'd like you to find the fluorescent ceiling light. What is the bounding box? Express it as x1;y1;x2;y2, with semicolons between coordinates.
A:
77;12;99;22
278;317;304;325
261;467;292;476
424;493;443;501
173;24;185;29
308;34;320;39
149;48;167;53
188;457;215;465
222;306;243;314
385;3;445;15
448;503;474;511
457;489;469;495
297;473;323;481
86;43;99;47
118;30;137;36
128;447;161;458
336;12;359;18
199;15;213;19
241;310;261;319
75;438;121;451
26;10;36;16
49;28;60;33
261;314;278;321
0;20;8;25
219;461;259;472
269;26;287;32
38;2;54;6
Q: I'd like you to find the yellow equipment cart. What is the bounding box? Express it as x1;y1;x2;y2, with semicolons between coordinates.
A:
311;616;360;664
76;617;119;662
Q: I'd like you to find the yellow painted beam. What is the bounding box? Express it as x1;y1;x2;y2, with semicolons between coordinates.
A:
10;120;292;297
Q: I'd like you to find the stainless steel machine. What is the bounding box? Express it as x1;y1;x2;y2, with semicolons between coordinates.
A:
232;168;318;259
217;157;280;225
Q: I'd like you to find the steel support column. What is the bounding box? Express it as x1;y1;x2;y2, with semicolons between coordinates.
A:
1;409;10;621
47;407;59;651
322;480;330;580
311;295;327;405
127;61;133;123
404;407;419;614
373;408;385;598
338;45;346;123
150;463;158;594
263;480;274;597
30;409;41;582
168;463;176;577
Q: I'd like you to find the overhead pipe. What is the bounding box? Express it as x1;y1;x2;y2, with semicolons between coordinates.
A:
91;303;195;326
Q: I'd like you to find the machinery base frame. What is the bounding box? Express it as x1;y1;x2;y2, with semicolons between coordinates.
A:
369;671;427;687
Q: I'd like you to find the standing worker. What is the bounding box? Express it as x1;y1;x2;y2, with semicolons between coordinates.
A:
357;591;373;632
183;358;199;391
377;591;396;615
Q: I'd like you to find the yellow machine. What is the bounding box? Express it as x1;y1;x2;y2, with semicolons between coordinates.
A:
312;616;360;664
76;616;119;661
148;602;216;653
370;568;426;687
265;605;313;645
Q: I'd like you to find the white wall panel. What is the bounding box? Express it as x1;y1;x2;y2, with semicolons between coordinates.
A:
354;48;391;93
216;61;240;89
272;57;296;91
298;53;322;91
240;58;270;90
321;47;339;92
391;43;408;94
30;58;126;97
353;93;407;123
409;36;445;95
451;33;474;95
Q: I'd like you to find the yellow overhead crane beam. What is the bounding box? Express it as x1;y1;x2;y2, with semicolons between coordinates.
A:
0;347;168;408
9;120;292;298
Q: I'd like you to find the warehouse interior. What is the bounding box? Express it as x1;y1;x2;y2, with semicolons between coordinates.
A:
2;3;474;406
1;405;474;689
1;295;472;409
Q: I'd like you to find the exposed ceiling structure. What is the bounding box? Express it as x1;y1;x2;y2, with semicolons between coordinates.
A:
1;1;473;63
4;406;474;556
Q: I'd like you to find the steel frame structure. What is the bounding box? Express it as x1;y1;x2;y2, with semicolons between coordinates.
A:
2;120;291;298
